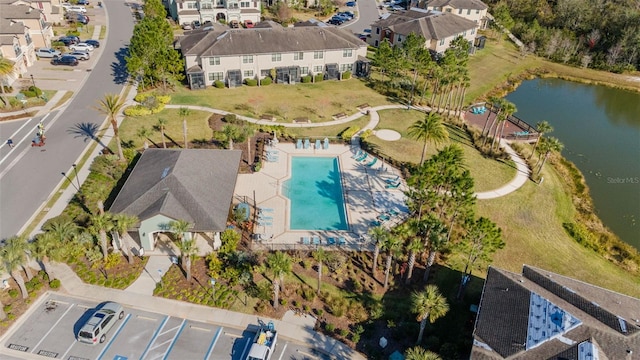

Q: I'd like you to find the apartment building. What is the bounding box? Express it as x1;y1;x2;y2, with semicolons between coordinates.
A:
166;0;261;28
423;0;488;30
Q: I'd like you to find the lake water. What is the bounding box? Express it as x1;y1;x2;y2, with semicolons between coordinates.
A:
505;78;640;249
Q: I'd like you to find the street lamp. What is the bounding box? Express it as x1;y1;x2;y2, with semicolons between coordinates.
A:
210;277;216;301
30;74;36;89
72;163;81;190
61;172;79;191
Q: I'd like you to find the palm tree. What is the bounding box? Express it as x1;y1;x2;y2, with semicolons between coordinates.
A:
169;220;196;279
381;235;402;290
529;120;553;160
411;285;449;344
220;124;240;150
111;213;139;264
179;107;191;149
408;113;449;165
481;96;499;137
0;262;6;320
136;126;152;149
536;137;564;176
1;235;31;298
0;57;15;107
368;226;387;275
491;100;516;151
405;237;423;285
423;221;448;282
312;248;328;294
405;346;442;360
89;210;113;259
31;232;64;281
244;125;257;165
157;118;168;148
95;94;126;161
42;217;78;244
266;252;292;309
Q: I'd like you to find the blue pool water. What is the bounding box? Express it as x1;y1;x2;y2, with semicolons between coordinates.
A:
284;157;348;230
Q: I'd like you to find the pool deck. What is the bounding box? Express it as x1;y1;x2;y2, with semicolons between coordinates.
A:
234;142;408;251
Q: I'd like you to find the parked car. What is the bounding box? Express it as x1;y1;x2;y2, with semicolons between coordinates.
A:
230;20;240;28
327;18;343;25
391;5;404;10
338;11;354;19
69;43;94;52
36;48;61;58
58;36;80;45
66;12;89;24
181;22;192;30
61;2;72;10
244;20;254;28
77;302;125;345
51;55;79;66
192;20;201;29
346;1;356;6
334;14;351;21
77;0;90;5
66;5;87;13
64;51;90;60
83;39;100;48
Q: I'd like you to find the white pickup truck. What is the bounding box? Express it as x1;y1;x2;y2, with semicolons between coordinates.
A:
246;321;277;360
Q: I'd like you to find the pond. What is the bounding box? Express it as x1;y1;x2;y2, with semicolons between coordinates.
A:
506;78;640;249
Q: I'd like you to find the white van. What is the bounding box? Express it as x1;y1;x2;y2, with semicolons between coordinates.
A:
67;5;87;13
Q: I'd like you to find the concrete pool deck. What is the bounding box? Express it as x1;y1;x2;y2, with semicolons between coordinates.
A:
234;141;408;251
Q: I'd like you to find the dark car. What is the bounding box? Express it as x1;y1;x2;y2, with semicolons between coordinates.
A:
77;0;89;4
84;39;100;48
328;18;343;25
346;1;356;6
51;55;79;66
58;36;79;45
338;11;354;19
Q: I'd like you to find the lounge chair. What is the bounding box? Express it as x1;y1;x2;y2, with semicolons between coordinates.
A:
371;220;381;227
328;237;336;245
315;139;321;149
384;175;400;184
258;220;273;226
355;153;368;162
266;149;279;155
365;158;378;168
296;139;303;149
386;181;401;189
338;237;346;246
312;235;320;245
302;236;310;245
388;208;400;216
323;138;329;150
377;213;390;221
304;139;310;149
259;214;273;220
351;149;364;159
259;207;274;213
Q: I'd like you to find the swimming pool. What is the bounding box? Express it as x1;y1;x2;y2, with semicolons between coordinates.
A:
284;157;348;230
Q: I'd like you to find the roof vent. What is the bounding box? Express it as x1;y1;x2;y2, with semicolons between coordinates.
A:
161;167;171;179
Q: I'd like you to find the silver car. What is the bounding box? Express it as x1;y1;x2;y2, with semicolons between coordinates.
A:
77;302;124;345
64;51;90;60
36;48;61;58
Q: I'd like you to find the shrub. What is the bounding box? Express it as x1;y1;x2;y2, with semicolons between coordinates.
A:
123;105;152;116
301;75;312;83
341;126;361;141
214;80;225;88
49;279;61;289
279;298;288;306
303;304;310;312
2;85;13;93
314;74;324;83
104;252;122;270
28;86;43;97
245;79;258;86
260;77;272;86
315;308;324;317
8;289;19;298
3;305;11;313
360;129;372;140
325;323;335;332
342;71;352;80
339;328;349;337
21;90;37;98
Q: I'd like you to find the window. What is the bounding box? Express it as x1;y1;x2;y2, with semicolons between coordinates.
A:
244;70;254;77
101;315;113;329
462;30;467;36
261;69;270;77
201;3;212;8
209;57;220;65
294;52;303;60
187;2;197;8
340;64;353;72
301;66;309;74
208;72;224;81
467;9;471;15
243;55;253;63
313;65;323;73
25;33;32;45
343;49;352;57
240;1;249;6
13;44;21;57
476;9;480;13
445;8;451;12
458;9;462;14
471;28;475;35
272;53;282;62
313;51;323;59
376;28;380;34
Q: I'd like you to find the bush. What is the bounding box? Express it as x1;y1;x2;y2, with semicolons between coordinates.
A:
339;328;349;337
325;323;335;332
8;289;18;298
342;71;352;80
341;126;361;141
2;85;12;93
245;79;258;86
21;90;37;98
279;298;288;306
214;80;225;88
314;74;324;83
301;75;312;83
260;77;272;86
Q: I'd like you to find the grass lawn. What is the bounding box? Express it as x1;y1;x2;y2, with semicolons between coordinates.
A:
169;79;394;123
367;109;516;192
286;116;371;138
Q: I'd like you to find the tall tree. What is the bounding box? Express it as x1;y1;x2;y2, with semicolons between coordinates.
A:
169;220;197;280
381;235;402;290
31;232;64;281
0;235;31;298
89;210;113;259
411;285;449;344
369;226;387;275
312;248;328;294
0;57;15;106
372;39;394;81
157;118;168;148
136;126;152;149
408;113;449;166
266;252;292;309
179;107;191;148
536;136;564;176
111;213;139;264
492;100;517;151
529;120;553;159
456;217;504;299
95;94;126;161
219;124;241;150
405;237;423;284
405;346;442;360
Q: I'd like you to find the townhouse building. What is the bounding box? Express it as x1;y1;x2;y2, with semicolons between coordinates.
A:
166;0;261;28
177;22;368;89
423;0;488;30
367;8;478;54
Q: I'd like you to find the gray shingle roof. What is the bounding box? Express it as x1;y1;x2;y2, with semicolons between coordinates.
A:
426;0;487;10
179;23;365;57
109;149;242;232
372;9;477;40
472;265;640;360
0;4;43;19
0;18;25;34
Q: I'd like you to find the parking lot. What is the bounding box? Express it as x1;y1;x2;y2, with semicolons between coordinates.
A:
2;294;329;360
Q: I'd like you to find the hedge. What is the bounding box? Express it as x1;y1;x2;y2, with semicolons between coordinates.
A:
245;79;258;86
314;74;324;83
341;126;360;141
214;80;225;88
301;75;312;83
342;71;352;80
260;77;272;86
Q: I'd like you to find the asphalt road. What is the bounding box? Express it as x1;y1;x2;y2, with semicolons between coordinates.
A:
344;0;383;35
0;0;136;240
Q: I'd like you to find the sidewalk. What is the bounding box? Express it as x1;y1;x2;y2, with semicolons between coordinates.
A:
475;138;531;199
48;262;365;359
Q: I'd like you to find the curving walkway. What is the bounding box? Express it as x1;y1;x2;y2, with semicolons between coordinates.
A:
165;103;531;199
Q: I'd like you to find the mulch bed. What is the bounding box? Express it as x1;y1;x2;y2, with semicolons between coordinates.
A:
0;271;53;337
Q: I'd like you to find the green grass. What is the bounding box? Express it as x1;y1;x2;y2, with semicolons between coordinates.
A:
367;109;516;192
169;79;393;123
286;116;371;138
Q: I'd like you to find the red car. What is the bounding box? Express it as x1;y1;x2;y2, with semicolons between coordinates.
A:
244;20;254;28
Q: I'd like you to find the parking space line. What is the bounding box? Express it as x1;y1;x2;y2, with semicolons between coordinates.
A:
30;303;75;353
190;326;210;332
97;313;132;360
140;315;169;360
296;349;319;359
239;338;252;360
204;327;222;360
159;324;181;336
137;315;157;321
224;332;243;338
277;343;288;360
149;338;173;351
161;319;186;360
